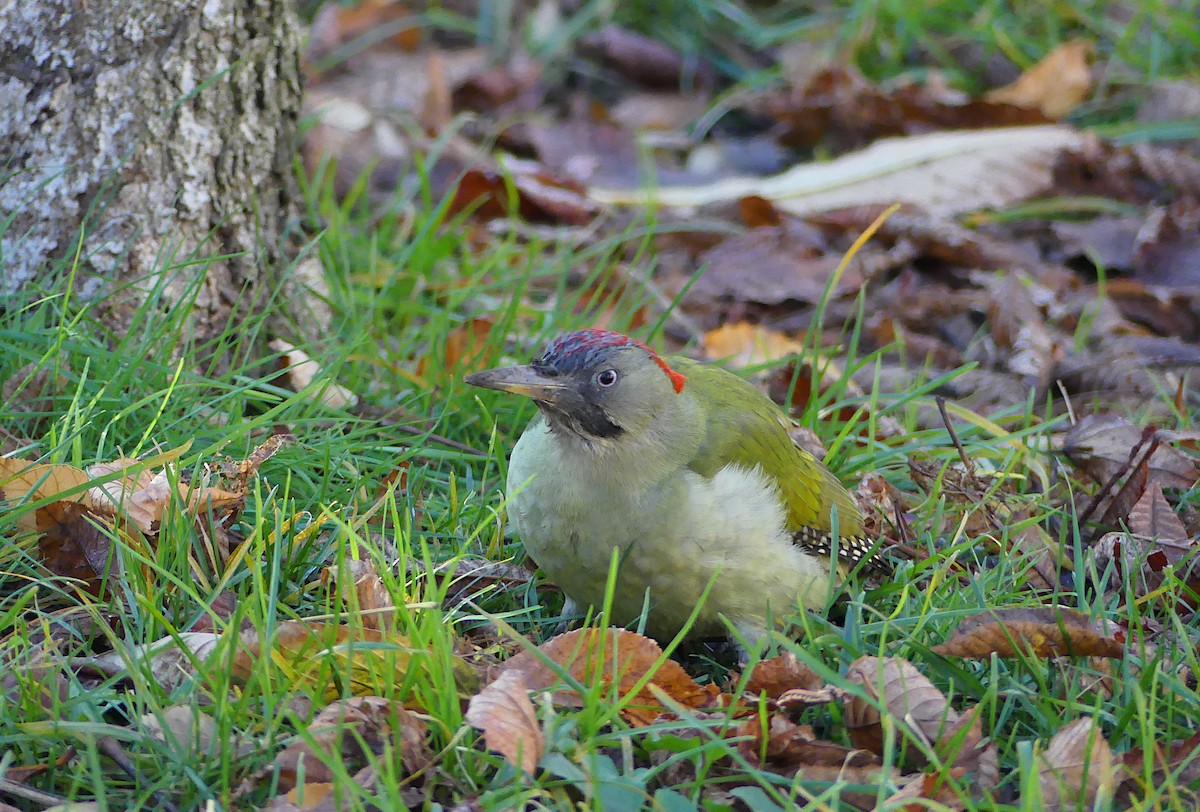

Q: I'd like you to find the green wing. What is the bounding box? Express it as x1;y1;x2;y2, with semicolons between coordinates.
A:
672;356;864;539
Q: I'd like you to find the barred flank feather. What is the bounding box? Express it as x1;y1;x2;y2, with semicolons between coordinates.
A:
792;526;891;576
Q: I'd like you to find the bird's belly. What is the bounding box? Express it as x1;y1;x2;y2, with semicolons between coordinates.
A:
509;450;832;643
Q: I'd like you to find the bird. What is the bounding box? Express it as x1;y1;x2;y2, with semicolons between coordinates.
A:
466;328;885;648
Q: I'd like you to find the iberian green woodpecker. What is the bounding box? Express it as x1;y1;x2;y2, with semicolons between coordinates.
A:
467;329;882;647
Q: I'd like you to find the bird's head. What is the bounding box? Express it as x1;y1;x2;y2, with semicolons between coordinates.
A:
466;329;687;442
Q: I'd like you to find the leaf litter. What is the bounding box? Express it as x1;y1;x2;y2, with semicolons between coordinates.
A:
7;3;1200;808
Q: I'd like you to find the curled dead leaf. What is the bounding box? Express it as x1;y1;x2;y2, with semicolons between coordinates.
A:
932;607;1126;659
466;669;543;775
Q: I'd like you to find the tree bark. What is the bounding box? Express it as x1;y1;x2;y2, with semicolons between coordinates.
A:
0;0;318;361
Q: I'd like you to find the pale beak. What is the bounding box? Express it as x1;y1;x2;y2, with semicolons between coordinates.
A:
465;365;569;404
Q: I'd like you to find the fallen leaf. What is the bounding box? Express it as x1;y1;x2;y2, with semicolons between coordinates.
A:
322;558;397;634
448;167;599;225
466;669;543;775
844;655;956;768
498;628;721;726
986;41;1094;118
577;25;703;90
1061;414;1199;491
273;696;427;792
0;459;91;533
1038;717;1117;811
1093;484;1200;601
590;125;1089;218
734;715;878;773
701;323;804;367
1118;730;1200;798
1128;481;1190;541
269;339;359;410
141;705;255;760
742;652;823;700
932;607;1126;659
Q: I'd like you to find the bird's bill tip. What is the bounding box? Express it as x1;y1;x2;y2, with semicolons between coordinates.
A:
464;365;567;401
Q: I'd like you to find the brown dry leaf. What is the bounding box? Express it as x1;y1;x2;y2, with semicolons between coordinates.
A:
854;472;909;548
1061;414;1199;491
273;696;427;792
987;272;1059;392
986;41;1094;118
499;628;721;727
768;358;906;441
844;655;956;768
689;226;854;308
701;323;804;367
742;651;823;700
1038;717;1117;810
67;631;222;694
881;769;970;810
84;448;191;532
932;607;1125;659
756;64;1049;151
466;669;543;775
1093;483;1200;600
1118;730;1200;798
1134;201;1200;289
734;716;879;773
1128;481;1190;541
322;559;397;634
590;125;1088;218
269;339;359;410
577;25;701;90
448;167;600;225
940;704;1000;795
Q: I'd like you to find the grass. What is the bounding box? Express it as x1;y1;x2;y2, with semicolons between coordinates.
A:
3;1;1199;810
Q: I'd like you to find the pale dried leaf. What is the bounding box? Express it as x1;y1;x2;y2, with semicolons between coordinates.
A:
269;339;359;410
1038;717;1117;811
590;125;1089;218
466;669;543;774
844;655;955;767
322;559;396;633
141;705;255;759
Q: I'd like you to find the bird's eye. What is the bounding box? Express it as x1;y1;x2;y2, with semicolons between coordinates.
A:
596;368;619;387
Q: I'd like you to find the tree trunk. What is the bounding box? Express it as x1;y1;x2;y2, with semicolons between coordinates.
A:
0;0;320;362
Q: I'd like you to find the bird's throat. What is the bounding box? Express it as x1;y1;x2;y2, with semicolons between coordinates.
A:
541;401;624;441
